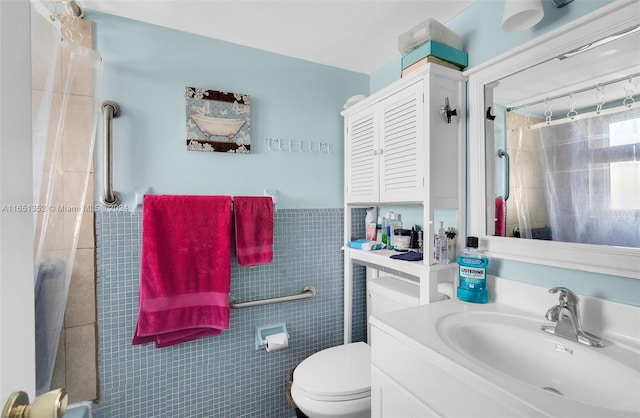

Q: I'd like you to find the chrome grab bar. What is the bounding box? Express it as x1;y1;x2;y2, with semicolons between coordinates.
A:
100;101;120;207
498;148;510;201
229;286;316;309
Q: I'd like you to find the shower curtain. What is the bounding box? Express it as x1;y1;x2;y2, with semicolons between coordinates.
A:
525;103;640;247
503;111;549;239
31;1;102;395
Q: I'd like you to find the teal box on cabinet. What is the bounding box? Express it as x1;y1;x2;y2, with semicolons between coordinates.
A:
401;40;468;69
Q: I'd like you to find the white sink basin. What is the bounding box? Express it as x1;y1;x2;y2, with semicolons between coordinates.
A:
436;310;640;414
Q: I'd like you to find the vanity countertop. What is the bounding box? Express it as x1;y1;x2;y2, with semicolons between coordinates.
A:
370;279;640;418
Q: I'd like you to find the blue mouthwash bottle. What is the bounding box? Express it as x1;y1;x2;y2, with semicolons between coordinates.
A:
456;236;489;303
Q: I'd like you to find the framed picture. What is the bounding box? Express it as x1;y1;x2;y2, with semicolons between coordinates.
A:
185;87;251;153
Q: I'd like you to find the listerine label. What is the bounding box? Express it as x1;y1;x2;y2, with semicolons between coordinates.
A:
458;256;487;290
456;251;489;303
459;266;485;280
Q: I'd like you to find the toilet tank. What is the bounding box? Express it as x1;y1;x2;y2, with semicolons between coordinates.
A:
368;276;419;317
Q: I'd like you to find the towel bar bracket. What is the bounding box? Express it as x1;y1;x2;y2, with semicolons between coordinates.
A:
230;286;316;309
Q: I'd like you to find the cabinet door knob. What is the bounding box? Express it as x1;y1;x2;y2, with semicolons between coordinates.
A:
373;149;377;155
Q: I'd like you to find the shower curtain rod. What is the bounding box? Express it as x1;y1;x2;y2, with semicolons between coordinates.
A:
507;72;639;112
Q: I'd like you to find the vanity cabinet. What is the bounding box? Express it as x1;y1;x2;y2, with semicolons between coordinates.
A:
342;64;466;343
371;367;438;417
369;304;544;417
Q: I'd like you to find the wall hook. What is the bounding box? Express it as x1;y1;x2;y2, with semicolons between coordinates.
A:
486;106;496;121
440;98;457;123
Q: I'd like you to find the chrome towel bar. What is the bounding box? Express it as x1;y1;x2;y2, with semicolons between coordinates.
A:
229;286;316;309
100;101;120;207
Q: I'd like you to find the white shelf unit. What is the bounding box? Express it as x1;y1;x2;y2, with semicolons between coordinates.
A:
342;64;466;343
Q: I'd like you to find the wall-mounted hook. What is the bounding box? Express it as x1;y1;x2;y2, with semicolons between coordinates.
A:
486;107;496;121
264;137;334;155
440;98;457;124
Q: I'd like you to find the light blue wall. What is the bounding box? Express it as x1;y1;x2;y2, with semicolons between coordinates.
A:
371;0;639;306
87;12;370;416
89;12;368;210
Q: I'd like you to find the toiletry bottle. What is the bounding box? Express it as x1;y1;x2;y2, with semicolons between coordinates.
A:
446;227;457;263
387;212;402;250
456;236;489;304
381;212;391;246
436;221;448;263
376;216;383;242
365;207;377;241
409;226;418;250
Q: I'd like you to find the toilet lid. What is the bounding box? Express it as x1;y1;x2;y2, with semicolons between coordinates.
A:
294;342;371;399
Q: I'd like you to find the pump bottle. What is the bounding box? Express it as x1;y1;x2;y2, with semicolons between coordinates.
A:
387;212;402;250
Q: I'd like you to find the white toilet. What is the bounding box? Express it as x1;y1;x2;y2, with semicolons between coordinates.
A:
291;276;425;418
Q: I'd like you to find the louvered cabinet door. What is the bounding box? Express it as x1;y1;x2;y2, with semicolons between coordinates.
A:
379;81;425;203
345;107;379;203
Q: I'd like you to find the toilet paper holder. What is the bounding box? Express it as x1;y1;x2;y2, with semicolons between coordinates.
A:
256;322;289;351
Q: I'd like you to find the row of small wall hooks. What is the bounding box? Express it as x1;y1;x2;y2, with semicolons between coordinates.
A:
265;137;333;154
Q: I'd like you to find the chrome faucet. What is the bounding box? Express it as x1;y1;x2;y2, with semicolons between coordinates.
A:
541;287;604;348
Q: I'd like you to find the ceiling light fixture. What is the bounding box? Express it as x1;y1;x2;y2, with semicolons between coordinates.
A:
501;0;544;32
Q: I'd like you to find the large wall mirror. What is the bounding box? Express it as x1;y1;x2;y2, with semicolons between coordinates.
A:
466;1;640;279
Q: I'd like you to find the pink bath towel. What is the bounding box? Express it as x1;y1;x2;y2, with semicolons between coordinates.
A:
495;197;506;237
132;195;232;348
233;196;274;267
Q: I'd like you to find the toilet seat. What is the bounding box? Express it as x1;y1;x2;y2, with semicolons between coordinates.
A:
293;342;371;402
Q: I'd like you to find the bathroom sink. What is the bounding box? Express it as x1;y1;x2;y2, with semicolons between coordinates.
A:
436;310;640;414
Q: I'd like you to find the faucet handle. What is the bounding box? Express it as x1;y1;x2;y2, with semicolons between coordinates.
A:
545;305;561;322
548;287;579;306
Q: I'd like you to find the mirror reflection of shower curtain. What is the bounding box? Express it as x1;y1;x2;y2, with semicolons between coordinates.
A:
505;112;549;239
531;103;640;247
31;3;102;395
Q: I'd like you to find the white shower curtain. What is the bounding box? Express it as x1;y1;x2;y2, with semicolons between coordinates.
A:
529;103;640;247
31;1;102;395
503;111;549;239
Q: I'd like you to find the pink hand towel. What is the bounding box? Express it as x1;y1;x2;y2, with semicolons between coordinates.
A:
132;195;232;348
495;197;506;237
233;196;274;267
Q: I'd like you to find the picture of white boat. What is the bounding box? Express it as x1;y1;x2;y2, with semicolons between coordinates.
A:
190;114;246;141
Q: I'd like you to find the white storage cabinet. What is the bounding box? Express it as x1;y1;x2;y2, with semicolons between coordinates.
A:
342;63;466;343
